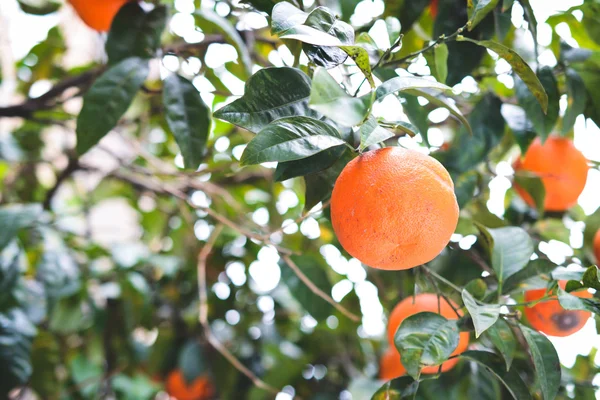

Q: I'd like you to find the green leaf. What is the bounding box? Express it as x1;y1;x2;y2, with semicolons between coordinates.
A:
274;145;346;182
519;0;538;48
339;45;375;87
469;364;502;400
514;175;546;215
0;251;19;308
37;230;80;300
462;289;500;338
502;0;515;12
385;0;430;33
76;58;149;155
385;17;402;45
454;171;479;208
280;255;333;321
0;309;36;395
582;266;600;290
557;287;600;315
383;121;420;138
213;67;317;133
309;67;371;127
502;259;557;294
462;350;532;399
515;67;559;141
304;149;355;209
271;2;307;35
376;76;453;102
562;69;587;135
424;43;449;84
17;0;60;15
487;226;534;283
69;355;102;396
457;37;548;113
240;116;345;165
483;318;516;371
394;312;460;379
469;0;501;30
0;204;42;252
178;341;207;384
358;117;394;151
162;74;211;170
404;88;472;136
370;376;420;400
581;2;600;45
195;9;252;78
520;325;561;400
106;3;167;64
49;296;92;334
465;278;488;300
399;95;429;143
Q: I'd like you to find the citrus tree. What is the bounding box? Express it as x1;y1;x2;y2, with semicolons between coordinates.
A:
1;0;600;399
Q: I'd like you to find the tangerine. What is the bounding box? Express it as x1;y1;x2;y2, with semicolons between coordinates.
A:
68;0;133;31
594;229;600;264
379;348;406;381
165;370;215;400
513;137;588;211
386;293;469;374
331;147;459;270
524;280;592;337
430;0;439;18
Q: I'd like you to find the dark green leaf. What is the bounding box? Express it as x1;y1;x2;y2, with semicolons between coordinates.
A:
0;309;36;395
521;325;561;400
37;231;80;300
502;259;557;294
359;117;394;151
502;0;515;12
195;9;252;77
468;0;501;30
458;37;548;113
163;74;211;170
394;312;460;379
49;296;92;334
582;266;600;290
301;7;354;68
581;2;600;45
0;204;42;252
454;171;479;208
483;318;516;371
213;67;317;133
387;0;430;33
274;145;346;181
106;3;167;64
0;250;19;308
487;226;534;283
469;362;502;400
461;350;532;399
462;289;500;338
494;5;513;41
562;69;587;135
384;121;420;138
280;255;333;321
514;175;546;216
241;116;345;165
519;0;538;47
76;58;149;154
423;43;449;84
304;149;355;209
557;287;600;315
405;88;472;135
178;341;207;384
270;2;307;35
371;376;420;400
309;67;371;127
515;67;559;141
399;95;429;144
17;0;60;15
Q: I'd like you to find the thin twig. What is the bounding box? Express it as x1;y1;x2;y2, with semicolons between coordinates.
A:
421;266;462;318
197;225;280;395
282;255;361;322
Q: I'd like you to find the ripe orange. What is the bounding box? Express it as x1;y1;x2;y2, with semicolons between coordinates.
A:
430;0;439;18
379;348;406;380
165;370;215;400
513;137;588;211
330;147;459;270
386;293;469;374
68;0;133;31
524;280;592;337
594;229;600;264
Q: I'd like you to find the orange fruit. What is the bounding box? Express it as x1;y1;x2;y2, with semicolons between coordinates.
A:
330;147;459;270
513;136;588;211
379;348;406;380
68;0;133;31
386;293;469;374
430;0;439;18
594;229;600;264
524;280;592;337
165;370;215;400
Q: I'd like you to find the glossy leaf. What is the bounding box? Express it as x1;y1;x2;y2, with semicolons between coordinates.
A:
213;67;317;133
458;37;548;113
196;9;252;77
515;67;559;141
358;117;394;151
301;7;354;68
462;350;532;399
514;175;546;216
309;67;371;127
462;289;500;338
394;312;460;378
521;325;561;400
76;58;149;154
468;365;502;400
270;2;307;35
163;74;211;169
483;318;517;371
0;204;42;252
304;149;355;210
502;259;557;294
280;255;333;321
376;76;453;101
274;145;346;182
562;68;587;135
487;226;534;282
240;116;345;165
106;3;167;64
468;0;501;30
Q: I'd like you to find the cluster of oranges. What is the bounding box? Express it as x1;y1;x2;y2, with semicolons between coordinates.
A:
329;136;595;380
